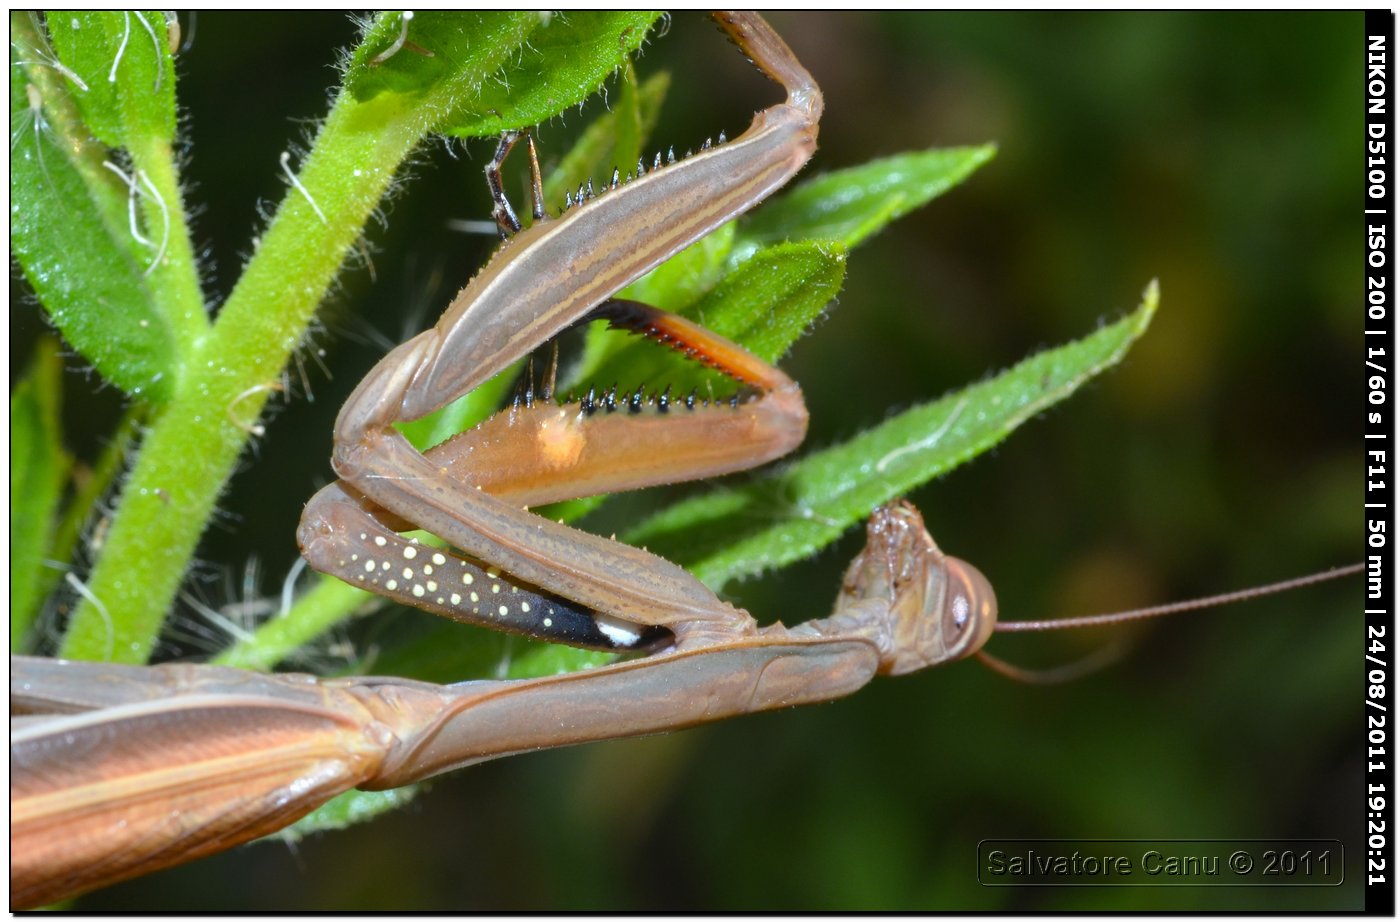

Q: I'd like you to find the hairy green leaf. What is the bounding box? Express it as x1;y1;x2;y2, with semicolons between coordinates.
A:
440;12;663;136
10;35;177;402
734;145;997;258
45;11;175;147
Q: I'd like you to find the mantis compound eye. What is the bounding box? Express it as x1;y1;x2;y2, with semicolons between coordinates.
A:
941;556;998;660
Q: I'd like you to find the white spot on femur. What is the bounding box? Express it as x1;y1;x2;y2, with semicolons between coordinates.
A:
364;560;376;573
491;583;501;594
543;617;553;628
422;564;434;575
374;536;387;547
594;614;642;647
426;580;437;592
463;572;474;585
470;591;479;603
521;602;531;613
450;593;462;605
403;567;414;580
403;546;417;560
412;584;425;598
381;561;391;571
386;579;398;591
432;553;447;566
498;605;508;616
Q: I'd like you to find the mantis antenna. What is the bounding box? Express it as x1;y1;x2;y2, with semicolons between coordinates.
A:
995;562;1364;633
977;562;1363;682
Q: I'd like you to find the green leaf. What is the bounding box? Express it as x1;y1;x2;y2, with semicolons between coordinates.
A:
588;240;846;397
11;25;178;402
45;11;176;147
541;68;671;214
734;145;997;258
283;787;420;841
619;220;735;314
694;241;848;361
626;281;1160;589
11;338;71;650
439;12;663;136
347;11;537;101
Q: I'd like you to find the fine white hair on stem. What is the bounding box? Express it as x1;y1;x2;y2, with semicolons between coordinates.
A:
370;10;414;65
131;10;163;92
108;11;131;83
445;218;500;236
280;150;327;224
64;571;114;660
102;159;154;248
136;168;169;276
226;381;282;437
180;589;257;647
101;159;169;275
178;10;197;53
280;556;310;618
13;83;56;190
13;36;91;92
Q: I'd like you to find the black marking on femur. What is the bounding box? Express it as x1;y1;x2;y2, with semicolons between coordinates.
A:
610;167;620;189
686;389;697;410
582;385;597;415
658;385;671;412
605;384;618;412
629;387;645;413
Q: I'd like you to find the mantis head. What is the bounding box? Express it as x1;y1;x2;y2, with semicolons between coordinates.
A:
838;500;998;676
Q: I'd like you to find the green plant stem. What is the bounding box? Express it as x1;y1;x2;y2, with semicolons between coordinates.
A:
125;132;209;362
60;91;433;663
214;575;373;672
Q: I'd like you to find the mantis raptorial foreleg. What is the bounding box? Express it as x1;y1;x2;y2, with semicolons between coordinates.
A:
298;11;821;648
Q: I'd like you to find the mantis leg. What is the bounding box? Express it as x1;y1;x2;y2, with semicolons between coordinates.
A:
300;297;805;648
300;12;823;646
486;129;544;238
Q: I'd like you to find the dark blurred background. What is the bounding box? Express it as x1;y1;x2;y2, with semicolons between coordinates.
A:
12;11;1362;911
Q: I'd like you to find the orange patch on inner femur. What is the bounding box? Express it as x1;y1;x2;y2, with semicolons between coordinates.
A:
536;415;586;469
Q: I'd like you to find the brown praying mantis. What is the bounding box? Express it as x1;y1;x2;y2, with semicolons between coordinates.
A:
10;12;1362;910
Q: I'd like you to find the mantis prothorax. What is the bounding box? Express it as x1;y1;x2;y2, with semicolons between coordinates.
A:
9;12;1361;909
